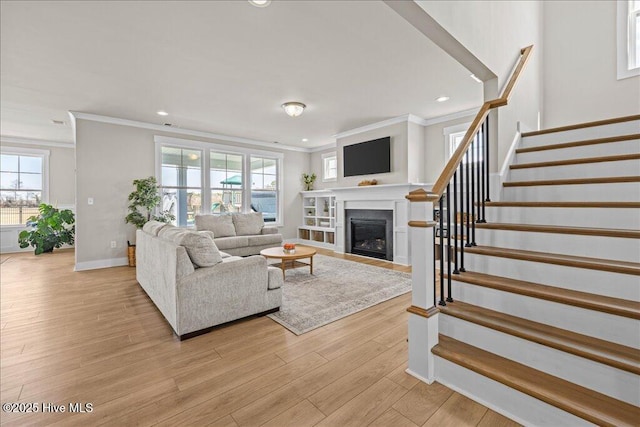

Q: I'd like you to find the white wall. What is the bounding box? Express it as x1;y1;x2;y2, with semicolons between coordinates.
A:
424;114;475;183
416;0;543;172
542;1;640;127
74;119;307;269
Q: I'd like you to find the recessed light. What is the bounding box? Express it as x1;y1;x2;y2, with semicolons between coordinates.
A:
470;74;482;83
436;96;450;102
157;111;169;116
302;138;308;142
249;0;271;7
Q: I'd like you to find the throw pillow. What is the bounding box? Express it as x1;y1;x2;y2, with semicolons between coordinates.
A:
198;230;215;240
174;231;223;268
232;212;264;236
142;220;169;236
195;214;236;238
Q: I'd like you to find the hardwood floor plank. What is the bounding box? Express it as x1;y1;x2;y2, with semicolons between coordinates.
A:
392;381;453;425
385;362;420;390
477;409;522;427
423;393;488;427
315;377;408;427
256;399;325;427
368;408;419;427
208;415;240;427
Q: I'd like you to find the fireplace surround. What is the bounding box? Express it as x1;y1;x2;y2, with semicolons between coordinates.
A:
346;209;394;261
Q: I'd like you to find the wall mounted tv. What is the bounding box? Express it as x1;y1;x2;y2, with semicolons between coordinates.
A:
343;136;391;177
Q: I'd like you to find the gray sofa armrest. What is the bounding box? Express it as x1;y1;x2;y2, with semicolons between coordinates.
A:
267;266;283;290
261;226;279;235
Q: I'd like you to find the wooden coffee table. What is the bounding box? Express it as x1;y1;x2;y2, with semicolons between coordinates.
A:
260;246;317;278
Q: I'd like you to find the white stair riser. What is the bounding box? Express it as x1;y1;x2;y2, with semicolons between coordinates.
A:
474;229;640;263
440;315;640;406
502;182;640;202
509;159;640;181
461;252;640;301
484;206;640;230
515;139;640;163
435;357;596;426
451;281;640;348
521;120;640;148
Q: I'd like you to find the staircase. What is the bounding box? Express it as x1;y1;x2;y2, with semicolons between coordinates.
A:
433;116;640;426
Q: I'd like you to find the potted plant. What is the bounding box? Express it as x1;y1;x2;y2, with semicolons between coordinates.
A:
18;204;75;255
125;176;175;266
302;173;316;191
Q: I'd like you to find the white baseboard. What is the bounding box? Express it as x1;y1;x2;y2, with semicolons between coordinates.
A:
405;368;435;385
75;257;129;271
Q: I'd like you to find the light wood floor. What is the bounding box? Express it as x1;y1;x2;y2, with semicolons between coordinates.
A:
0;247;518;427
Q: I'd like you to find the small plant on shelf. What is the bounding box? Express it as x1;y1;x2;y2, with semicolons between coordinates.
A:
302;173;316;191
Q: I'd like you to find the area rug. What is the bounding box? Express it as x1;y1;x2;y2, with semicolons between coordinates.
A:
267;254;411;335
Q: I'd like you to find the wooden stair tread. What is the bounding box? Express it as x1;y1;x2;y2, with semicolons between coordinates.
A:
504;176;640;187
464;245;640;276
475;222;640;238
444;270;640;319
484;201;640;208
521;115;640;137
439;300;640;374
516;133;639;153
432;335;640;427
510;153;640;169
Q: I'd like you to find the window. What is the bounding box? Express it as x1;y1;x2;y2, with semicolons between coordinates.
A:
617;0;640;79
444;122;482;164
211;152;243;215
322;152;337;182
0;148;48;226
250;156;278;222
156;136;283;226
160;147;202;227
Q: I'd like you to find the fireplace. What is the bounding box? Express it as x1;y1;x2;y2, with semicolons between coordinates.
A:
345;209;393;261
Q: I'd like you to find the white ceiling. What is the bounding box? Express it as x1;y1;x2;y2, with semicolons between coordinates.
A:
0;1;482;148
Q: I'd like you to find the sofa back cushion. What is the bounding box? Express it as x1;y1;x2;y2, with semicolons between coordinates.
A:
142;220;169;236
174;231;223;268
232;212;264;236
195;214;236;238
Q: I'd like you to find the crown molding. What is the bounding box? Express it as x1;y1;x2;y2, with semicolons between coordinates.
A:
0;135;74;148
333;114;415;140
309;142;337;153
68;111;310;153
423;107;479;126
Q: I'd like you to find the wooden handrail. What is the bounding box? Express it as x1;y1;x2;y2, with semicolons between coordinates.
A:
408;45;533;203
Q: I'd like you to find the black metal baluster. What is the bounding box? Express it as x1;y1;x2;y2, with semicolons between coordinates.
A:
478;121;486;223
458;161;466;272
438;196;445;306
432;221;437;307
485;118;491;202
446;184;453;302
465;150;472;248
470;134;477;246
452;171;459;275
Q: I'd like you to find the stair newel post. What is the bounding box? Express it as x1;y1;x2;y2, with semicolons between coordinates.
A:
452;171;459;275
438;195;446;306
458;162;466;272
485;118;491;203
470;134;477;246
478;122;486;223
465;150;472;248
445;184;453;303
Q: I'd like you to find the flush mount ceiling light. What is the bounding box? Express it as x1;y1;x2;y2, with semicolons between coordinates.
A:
436;96;450;102
157;111;169;116
249;0;271;7
281;102;306;117
302;138;308;142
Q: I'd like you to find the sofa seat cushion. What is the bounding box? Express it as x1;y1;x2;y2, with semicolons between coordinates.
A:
174;231;223;268
247;234;282;247
195;214;236;237
232;212;264;236
214;236;249;251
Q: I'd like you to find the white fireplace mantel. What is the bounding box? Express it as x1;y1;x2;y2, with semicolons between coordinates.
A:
329;183;431;265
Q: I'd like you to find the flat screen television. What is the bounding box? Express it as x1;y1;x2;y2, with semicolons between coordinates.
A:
343;136;391;177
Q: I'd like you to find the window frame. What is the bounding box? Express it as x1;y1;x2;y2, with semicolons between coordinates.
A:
155;136;284;226
322;152;337;182
617;0;640;79
0;146;50;228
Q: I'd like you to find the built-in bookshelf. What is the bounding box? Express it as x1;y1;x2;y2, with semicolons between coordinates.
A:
298;190;335;249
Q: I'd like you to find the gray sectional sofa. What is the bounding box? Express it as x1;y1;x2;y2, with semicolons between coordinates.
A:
194;212;283;256
135;218;283;339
